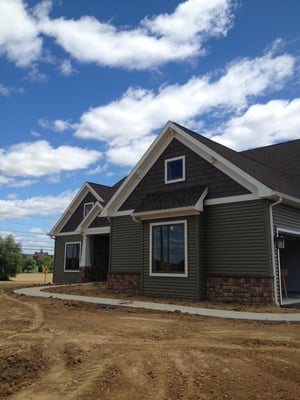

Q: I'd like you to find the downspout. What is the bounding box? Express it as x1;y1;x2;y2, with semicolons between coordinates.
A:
269;196;282;306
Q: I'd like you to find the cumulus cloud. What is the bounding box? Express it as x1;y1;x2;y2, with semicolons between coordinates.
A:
37;0;234;69
0;0;42;66
0;140;102;178
0;189;77;221
73;52;294;165
214;98;300;150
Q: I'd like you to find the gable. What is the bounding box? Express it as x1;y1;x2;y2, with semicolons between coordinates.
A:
119;138;250;212
61;191;98;232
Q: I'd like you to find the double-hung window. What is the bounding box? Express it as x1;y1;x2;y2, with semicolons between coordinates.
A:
150;221;188;277
64;242;81;271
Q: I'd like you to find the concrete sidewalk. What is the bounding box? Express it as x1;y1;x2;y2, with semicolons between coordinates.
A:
14;285;300;322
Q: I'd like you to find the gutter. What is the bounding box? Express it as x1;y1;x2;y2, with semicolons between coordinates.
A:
269;196;282;306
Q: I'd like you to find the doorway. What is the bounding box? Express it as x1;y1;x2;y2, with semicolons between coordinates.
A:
279;233;300;306
92;235;110;281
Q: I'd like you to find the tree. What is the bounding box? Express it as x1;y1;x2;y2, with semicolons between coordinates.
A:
0;235;22;280
22;256;37;273
39;256;53;272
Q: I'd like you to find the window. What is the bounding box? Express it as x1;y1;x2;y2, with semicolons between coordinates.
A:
83;202;94;217
64;242;81;271
165;156;185;184
150;221;188;277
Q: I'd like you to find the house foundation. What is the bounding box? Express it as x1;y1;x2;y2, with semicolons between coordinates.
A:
107;273;140;294
79;266;93;282
207;276;274;305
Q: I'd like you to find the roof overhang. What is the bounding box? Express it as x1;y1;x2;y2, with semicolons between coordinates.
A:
48;182;104;236
101;121;276;217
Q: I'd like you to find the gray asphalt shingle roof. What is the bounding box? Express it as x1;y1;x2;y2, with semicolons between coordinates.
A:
134;186;207;213
173;122;300;199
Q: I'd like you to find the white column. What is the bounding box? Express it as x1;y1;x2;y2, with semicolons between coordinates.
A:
80;234;91;268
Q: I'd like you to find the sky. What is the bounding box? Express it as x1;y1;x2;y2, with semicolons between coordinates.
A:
0;0;300;255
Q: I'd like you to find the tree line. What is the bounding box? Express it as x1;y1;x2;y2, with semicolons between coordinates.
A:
0;235;53;281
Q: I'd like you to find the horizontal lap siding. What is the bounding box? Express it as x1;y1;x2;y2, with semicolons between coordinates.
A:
110;216;142;273
142;215;203;300
273;204;300;231
205;200;272;276
54;235;82;283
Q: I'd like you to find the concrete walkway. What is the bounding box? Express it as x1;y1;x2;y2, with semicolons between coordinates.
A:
14;285;300;322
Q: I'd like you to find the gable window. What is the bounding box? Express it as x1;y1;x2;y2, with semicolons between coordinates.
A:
64;242;81;271
165;156;185;184
83;202;94;217
150;220;188;277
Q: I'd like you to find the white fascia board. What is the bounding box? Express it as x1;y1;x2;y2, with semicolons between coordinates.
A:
77;201;103;232
49;182;105;236
133;207;200;221
86;183;105;203
49;182;90;235
80;227;110;235
204;193;261;206
101;121;175;217
271;192;300;209
171;122;274;197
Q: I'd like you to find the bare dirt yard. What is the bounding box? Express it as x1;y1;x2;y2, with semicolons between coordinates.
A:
1;277;300;399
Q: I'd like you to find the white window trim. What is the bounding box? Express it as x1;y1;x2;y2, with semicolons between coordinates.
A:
149;220;188;277
83;202;94;217
164;155;186;184
64;241;81;272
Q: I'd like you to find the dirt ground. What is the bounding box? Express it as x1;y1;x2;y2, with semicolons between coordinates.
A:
1;278;300;399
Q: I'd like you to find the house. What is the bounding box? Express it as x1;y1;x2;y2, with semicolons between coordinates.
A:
49;121;300;306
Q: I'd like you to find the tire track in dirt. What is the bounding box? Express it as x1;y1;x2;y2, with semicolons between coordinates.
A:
2;292;45;333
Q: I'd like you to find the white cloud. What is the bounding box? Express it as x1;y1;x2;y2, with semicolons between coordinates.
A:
0;82;24;96
0;140;102;178
0;0;42;66
74;53;294;165
37;0;234;69
214;98;300;150
0;189;77;221
59;59;74;76
38;118;75;131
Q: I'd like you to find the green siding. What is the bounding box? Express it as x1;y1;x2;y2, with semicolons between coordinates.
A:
205;200;272;276
142;215;204;300
273;204;300;231
109;216;142;273
53;235;82;283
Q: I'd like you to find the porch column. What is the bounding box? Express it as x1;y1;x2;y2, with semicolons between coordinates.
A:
80;234;92;282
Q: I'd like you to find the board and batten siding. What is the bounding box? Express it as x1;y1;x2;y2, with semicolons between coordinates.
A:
142;215;205;300
53;235;82;284
205;200;273;276
109;216;142;273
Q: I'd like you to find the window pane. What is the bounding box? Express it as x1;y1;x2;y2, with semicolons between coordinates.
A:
152;223;185;274
169;224;185;272
167;159;183;181
65;243;80;270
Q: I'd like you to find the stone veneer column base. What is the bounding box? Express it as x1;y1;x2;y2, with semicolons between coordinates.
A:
107;273;140;294
79;266;92;282
207;276;275;305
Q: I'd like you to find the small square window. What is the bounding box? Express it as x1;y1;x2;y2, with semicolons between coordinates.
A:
165;156;185;184
83;202;94;217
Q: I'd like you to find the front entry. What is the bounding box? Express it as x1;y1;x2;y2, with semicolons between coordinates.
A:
92;235;110;281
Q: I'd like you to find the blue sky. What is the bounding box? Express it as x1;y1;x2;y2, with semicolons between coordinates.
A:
0;0;300;254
